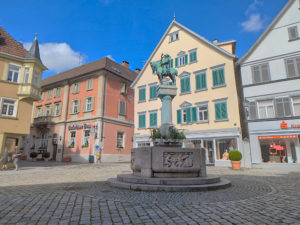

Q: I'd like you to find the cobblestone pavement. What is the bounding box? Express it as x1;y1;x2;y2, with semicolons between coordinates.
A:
0;161;300;225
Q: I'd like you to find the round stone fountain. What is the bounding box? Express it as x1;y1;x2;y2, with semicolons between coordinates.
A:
108;54;231;191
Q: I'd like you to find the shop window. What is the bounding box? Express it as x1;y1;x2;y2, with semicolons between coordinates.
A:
138;87;146;102
258;100;275;119
7;65;20;83
68;131;76;148
1;98;17;117
293;97;300;116
198;105;208;122
275;98;292;117
216;139;237;160
82;130;90;148
23;67;30;84
137;142;151;147
212;67;225;87
251;63;270;84
117;132;124;149
285;57;300;78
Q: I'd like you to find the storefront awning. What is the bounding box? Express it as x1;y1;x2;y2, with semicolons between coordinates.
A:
258;135;298;140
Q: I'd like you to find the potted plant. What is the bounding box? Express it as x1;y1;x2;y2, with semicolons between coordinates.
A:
42;152;50;162
229;150;242;170
30;152;38;162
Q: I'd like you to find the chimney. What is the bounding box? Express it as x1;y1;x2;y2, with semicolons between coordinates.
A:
213;39;219;44
122;60;129;68
135;68;141;74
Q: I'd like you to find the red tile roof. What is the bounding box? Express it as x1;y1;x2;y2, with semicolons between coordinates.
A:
0;26;28;58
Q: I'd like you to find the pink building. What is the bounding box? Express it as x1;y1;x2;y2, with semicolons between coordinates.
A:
22;57;137;162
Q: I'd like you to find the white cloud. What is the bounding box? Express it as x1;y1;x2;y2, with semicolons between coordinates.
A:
245;0;263;15
241;13;265;32
24;42;87;73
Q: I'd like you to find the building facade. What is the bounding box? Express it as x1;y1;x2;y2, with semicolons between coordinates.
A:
23;58;136;163
131;20;246;167
0;27;46;155
239;0;300;165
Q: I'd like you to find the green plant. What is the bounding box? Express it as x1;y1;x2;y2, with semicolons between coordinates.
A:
81;144;89;148
150;128;161;140
229;150;242;161
30;152;38;158
169;128;186;140
42;152;50;158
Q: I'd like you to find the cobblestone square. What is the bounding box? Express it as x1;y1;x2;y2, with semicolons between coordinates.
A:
0;161;300;225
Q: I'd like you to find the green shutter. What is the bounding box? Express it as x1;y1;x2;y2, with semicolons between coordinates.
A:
213;70;218;86
186;107;191;123
215;103;221;120
202;73;207;89
175;58;178;67
221;102;227;119
185;54;188;65
219;68;225;85
177;109;182;124
192;107;197;122
139;114;146;128
139;88;145;101
194;51;197;62
196;75;201;90
186;77;190;92
170;59;173;68
150;113;157;127
180;78;185;93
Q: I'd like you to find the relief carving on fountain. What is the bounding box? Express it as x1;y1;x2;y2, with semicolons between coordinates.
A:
163;152;193;168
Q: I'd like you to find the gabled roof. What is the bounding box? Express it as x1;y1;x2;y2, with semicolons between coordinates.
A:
26;34;42;61
239;0;295;64
0;26;28;58
131;20;237;88
41;57;137;87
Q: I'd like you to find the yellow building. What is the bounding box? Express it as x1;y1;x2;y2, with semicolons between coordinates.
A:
0;27;47;155
131;20;246;166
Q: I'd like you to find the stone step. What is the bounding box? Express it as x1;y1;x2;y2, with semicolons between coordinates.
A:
117;174;220;185
108;177;231;192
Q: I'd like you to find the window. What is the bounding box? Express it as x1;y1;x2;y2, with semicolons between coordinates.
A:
86;97;92;112
288;26;299;41
176;107;197;124
149;111;157;127
198;105;208;121
258;100;275;119
82;130;90;147
212;67;225;87
293;97;300;116
215;102;228;121
189;50;197;63
285;57;300;77
86;79;93;91
216;139;237;160
7;65;20;83
69;131;76;148
46;90;52;100
138;113;146;129
252;64;270;83
72;83;80;94
72;100;79;114
119;100;126;116
45;105;51;116
36;107;41;117
54;87;61;98
23;67;30;84
169;31;179;42
149;84;158;100
175;55;188;67
54;103;60;116
117;132;124;149
195;72;207;90
33;70;40;87
180;77;191;94
275;98;292;117
248;101;258;120
1;99;16;117
138;87;146;102
120;82;127;94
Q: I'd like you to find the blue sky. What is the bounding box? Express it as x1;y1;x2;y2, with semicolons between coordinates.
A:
0;0;288;78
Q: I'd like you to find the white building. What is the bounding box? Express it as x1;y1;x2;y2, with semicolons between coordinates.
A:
239;0;300;165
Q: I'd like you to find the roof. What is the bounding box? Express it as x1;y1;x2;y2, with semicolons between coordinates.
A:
239;0;295;64
0;26;28;58
41;57;137;87
131;20;237;88
26;34;42;61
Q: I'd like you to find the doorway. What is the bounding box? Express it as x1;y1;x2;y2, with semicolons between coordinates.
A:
203;140;214;164
53;144;57;161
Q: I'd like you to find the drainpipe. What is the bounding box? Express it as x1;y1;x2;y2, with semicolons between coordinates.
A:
61;81;70;160
101;75;107;144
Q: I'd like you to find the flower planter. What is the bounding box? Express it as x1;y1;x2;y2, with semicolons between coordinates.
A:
231;160;241;170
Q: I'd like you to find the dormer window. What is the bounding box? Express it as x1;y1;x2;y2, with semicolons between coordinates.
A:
288;26;299;41
120;82;127;94
169;31;179;43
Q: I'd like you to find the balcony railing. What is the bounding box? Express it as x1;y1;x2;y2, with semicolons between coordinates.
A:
17;84;40;101
33;116;53;125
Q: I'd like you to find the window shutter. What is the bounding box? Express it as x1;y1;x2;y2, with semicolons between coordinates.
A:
78;99;81;113
50;104;54;116
275;98;284;117
221;102;227;119
194;51;197;62
192;107;197;122
139;114;145;128
261;64;270;82
186;77;190;92
150;113;153;127
196;75;200;90
296;58;300;76
180;79;185;93
72;84;75;94
175;58;178;67
154;113;157;127
185;54;188;64
186;107;191;123
91;96;95;111
213;70;218;86
83;98;87;112
202;73;207;89
215;103;221;120
53;88;57;97
219;69;225;85
139;88;145;101
252;66;261;83
59;103;62;116
177;109;182;124
249;102;257;120
189;52;193;63
70;101;74;114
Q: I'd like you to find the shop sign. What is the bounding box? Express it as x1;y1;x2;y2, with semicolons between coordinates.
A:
69;123;93;130
280;121;300;129
258;135;298;140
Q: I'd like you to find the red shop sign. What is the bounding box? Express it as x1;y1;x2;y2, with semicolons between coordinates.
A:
281;121;300;129
258;135;298;140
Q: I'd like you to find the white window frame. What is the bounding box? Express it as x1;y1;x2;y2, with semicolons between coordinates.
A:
197;104;209;122
120;82;127;94
288;26;299;41
54;103;60;116
73;100;79;114
285;57;300;78
178;55;186;67
7;65;20;83
45;105;51;116
69;131;76;148
258;100;275;119
116;131;125;149
86;79;93;91
292;97;300;116
73;83;80;94
169;31;179;43
251;63;271;84
23;67;30;84
0;98;18;117
86;97;92;112
82;129;90;147
33;70;40;87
